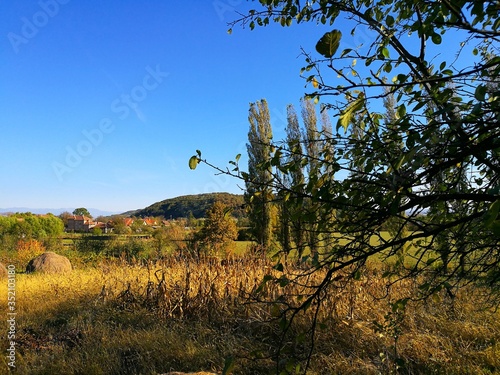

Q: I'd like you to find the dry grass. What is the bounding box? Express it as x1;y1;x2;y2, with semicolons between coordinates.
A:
1;256;499;374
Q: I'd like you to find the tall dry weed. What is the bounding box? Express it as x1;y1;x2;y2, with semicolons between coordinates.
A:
3;255;500;374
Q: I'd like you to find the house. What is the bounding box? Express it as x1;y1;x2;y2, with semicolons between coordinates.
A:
66;215;96;232
93;221;113;234
143;217;158;226
123;218;134;227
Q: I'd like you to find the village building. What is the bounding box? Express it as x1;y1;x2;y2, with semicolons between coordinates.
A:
66;215;97;232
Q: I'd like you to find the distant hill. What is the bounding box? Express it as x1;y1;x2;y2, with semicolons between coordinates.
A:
128;193;246;219
0;207;119;217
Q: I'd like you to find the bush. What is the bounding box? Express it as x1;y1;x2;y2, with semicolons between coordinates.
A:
106;238;154;263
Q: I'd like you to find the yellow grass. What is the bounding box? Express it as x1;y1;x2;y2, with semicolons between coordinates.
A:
1;256;499;374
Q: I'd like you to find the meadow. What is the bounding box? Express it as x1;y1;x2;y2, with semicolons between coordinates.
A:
1;239;500;374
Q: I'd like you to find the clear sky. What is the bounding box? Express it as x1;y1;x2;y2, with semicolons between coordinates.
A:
1;1;475;214
1;1;348;213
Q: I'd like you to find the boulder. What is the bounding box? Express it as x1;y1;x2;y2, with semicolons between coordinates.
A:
0;263;7;279
26;252;72;274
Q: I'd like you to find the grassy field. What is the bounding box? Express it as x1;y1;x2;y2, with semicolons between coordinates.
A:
1;244;500;375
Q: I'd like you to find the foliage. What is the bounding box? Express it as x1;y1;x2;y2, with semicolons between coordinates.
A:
106;237;154;262
14;239;46;269
75;235;108;255
245;99;274;250
73;207;91;217
191;0;500;371
152;222;188;257
131;192;245;219
110;216;132;235
220;0;500;297
0;213;64;241
194;201;238;257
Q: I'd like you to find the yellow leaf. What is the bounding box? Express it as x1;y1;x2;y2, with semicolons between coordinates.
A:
312;77;319;88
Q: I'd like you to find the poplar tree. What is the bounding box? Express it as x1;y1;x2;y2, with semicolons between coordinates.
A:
301;99;323;257
284;104;306;255
245;99;274;251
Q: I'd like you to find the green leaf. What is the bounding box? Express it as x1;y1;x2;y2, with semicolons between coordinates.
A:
315;30;342;58
386;15;395;27
274;262;284;272
188;156;199;170
337;94;364;132
279;276;290;287
340;48;353;57
396;104;406;118
381;47;390;58
475;85;487;101
397;74;407;83
279;316;288;330
484;200;500;227
431;33;442;44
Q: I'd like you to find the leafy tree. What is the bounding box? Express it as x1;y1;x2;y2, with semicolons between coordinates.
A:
195;201;238;257
278;104;306;255
245;99;274;250
319;104;335;175
91;226;103;236
153;222;187;257
111;216;131;235
73;207;91;218
7;213;62;239
191;2;500;370
59;211;73;226
39;214;64;238
220;0;500;294
300;98;324;256
187;0;500;322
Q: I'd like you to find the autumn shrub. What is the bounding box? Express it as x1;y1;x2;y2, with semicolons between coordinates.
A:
12;239;46;269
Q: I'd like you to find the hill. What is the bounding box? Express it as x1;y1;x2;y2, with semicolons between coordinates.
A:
0;207;119;217
129;192;246;219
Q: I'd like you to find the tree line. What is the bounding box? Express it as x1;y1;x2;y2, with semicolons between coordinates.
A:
0;213;64;240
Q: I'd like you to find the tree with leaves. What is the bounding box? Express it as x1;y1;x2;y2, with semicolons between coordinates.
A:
191;1;500;370
299;98;323;257
73;207;91;218
245;99;274;251
283;104;306;256
195;201;238;257
220;0;500;294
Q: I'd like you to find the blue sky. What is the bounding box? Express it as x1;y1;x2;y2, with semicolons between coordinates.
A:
1;1;341;213
1;1;469;214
